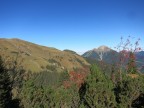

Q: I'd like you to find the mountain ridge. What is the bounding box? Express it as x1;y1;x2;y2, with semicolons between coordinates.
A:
82;46;144;71
83;45;118;62
0;38;90;73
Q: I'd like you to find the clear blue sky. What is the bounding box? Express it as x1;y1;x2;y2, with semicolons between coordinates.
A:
0;0;144;54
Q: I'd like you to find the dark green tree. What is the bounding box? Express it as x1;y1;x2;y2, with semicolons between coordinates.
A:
114;73;144;108
0;56;12;108
59;70;69;85
81;64;116;108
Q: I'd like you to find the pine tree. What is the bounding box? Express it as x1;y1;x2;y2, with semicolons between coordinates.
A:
0;56;12;108
114;73;143;108
81;64;116;108
59;70;69;84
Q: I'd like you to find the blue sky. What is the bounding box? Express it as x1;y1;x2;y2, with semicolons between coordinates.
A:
0;0;144;54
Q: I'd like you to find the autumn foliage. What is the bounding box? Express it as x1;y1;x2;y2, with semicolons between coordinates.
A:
63;67;89;89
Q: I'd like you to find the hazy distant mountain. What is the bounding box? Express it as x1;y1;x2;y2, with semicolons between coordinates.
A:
135;51;144;67
83;46;144;72
135;51;144;57
63;49;78;55
0;38;89;73
83;45;119;64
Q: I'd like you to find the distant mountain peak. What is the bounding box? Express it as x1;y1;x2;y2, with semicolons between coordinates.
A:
98;45;110;50
83;45;118;62
93;45;111;52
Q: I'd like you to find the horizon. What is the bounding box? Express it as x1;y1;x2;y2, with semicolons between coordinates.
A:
0;0;144;53
1;37;144;55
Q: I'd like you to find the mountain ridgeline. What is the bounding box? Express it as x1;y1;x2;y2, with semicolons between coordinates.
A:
83;46;119;64
0;38;89;73
83;46;144;70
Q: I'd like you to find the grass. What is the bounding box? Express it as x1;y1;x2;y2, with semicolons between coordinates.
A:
0;38;89;73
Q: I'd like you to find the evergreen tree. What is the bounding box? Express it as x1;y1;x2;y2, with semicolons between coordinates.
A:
59;70;69;84
81;64;116;108
0;56;12;108
114;73;143;108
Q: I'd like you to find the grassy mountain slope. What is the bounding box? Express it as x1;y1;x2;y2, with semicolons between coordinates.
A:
0;38;89;73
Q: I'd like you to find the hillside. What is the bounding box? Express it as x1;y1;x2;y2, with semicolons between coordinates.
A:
83;46;119;64
83;46;144;73
0;38;89;73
